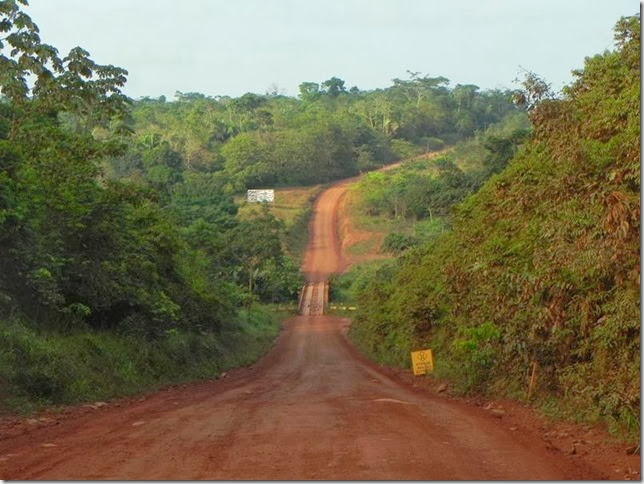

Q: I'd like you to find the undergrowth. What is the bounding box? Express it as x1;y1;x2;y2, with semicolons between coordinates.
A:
0;306;281;414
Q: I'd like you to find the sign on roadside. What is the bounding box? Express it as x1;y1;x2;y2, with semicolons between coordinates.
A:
247;189;275;203
411;349;434;375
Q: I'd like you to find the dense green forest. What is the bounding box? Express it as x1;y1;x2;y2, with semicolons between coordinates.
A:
118;70;519;189
346;16;640;438
0;1;522;411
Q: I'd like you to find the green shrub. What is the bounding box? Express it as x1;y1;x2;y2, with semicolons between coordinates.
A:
422;137;445;151
452;322;501;392
381;232;420;254
390;139;423;160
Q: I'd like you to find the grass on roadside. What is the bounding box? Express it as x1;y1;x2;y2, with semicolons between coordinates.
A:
0;306;285;415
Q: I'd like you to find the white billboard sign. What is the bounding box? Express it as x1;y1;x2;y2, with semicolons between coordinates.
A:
247;189;275;203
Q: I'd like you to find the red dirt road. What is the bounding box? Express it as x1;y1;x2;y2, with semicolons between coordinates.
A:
301;179;351;282
0;176;633;480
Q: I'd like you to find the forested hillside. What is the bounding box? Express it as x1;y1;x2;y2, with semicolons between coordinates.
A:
116;72;519;190
348;16;640;437
353;111;530;254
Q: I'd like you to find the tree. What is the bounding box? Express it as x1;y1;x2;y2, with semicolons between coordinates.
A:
298;81;320;102
221;131;275;187
512;69;554;111
229;208;284;298
391;71;450;107
453;84;480;112
321;77;346;97
0;0;129;138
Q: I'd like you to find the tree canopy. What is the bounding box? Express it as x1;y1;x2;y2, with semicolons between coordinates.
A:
121;72;521;189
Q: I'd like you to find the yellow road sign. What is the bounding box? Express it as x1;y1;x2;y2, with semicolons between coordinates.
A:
411;349;434;375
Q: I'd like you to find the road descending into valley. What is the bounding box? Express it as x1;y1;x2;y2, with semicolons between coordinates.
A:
0;174;617;480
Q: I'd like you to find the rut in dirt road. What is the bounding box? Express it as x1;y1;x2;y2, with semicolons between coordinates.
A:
0;174;609;480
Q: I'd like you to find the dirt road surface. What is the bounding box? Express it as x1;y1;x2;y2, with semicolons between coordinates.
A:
0;172;636;480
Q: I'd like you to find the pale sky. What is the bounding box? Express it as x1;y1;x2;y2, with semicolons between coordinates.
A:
25;0;638;100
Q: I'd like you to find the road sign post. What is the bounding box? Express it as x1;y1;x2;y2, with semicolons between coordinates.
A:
247;189;275;203
411;349;434;375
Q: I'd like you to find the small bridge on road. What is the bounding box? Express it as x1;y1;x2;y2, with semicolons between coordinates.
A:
298;281;329;315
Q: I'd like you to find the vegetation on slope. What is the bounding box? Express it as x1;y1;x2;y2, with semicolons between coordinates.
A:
331;112;530;260
0;309;279;413
348;16;640;438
